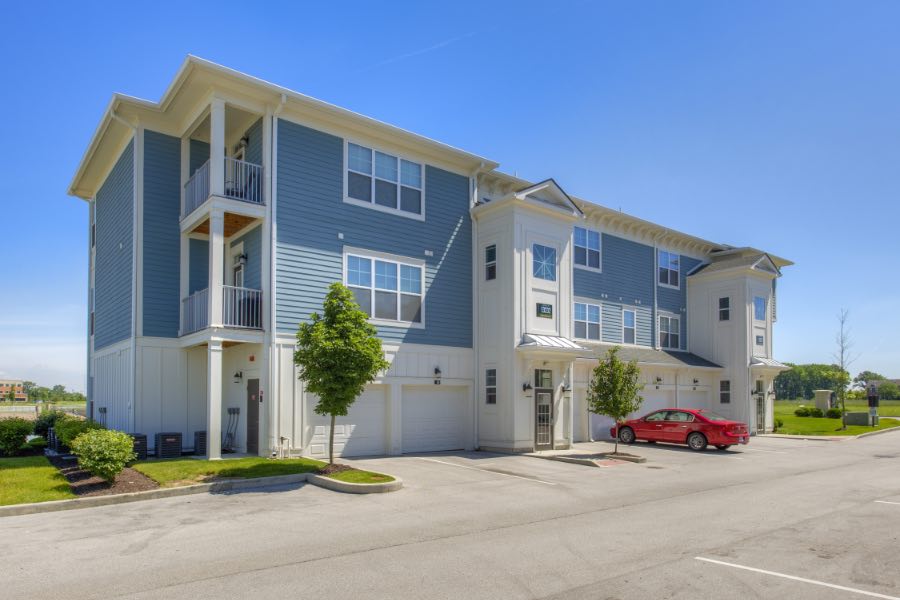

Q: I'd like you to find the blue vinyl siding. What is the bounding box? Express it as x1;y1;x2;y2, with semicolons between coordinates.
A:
94;139;134;349
658;254;701;349
275;119;472;347
230;224;262;290
189;139;210;175
142;130;181;338
244;118;263;166
189;239;209;294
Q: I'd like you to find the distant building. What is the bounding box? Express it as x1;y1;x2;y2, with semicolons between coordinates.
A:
0;380;27;402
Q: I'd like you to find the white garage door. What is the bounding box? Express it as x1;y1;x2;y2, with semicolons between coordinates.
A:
402;386;468;453
308;385;387;458
591;388;675;440
678;390;709;410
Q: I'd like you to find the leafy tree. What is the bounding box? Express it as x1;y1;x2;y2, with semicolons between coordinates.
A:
22;381;36;401
854;370;885;389
774;363;847;400
5;388;15;403
877;381;899;400
586;346;645;454
294;283;390;464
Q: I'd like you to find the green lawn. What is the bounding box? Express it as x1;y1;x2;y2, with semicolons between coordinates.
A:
132;457;326;486
774;401;900;436
0;456;75;506
326;469;395;484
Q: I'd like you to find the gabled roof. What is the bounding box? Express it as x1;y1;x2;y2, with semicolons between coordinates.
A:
577;343;722;369
689;251;785;278
513;179;583;216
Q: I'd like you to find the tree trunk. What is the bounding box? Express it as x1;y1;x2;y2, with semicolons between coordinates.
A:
329;413;336;464
614;423;619;454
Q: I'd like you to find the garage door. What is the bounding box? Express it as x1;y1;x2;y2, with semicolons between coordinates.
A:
678;390;709;410
401;386;468;453
308;385;387;458
591;389;675;440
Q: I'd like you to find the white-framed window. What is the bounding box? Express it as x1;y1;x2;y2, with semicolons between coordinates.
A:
573;227;601;270
623;309;636;344
754;296;767;321
719;297;730;321
532;243;557;281
346;142;423;218
345;252;424;325
485;244;497;281
485;368;497;404
574;302;601;340
658;250;680;288
719;380;731;404
659;314;681;349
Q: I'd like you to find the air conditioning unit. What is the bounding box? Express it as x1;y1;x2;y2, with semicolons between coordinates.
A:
129;433;148;460
194;431;207;456
154;432;182;459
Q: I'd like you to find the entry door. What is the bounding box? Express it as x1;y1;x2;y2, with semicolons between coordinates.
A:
535;390;553;450
755;380;766;433
246;378;260;454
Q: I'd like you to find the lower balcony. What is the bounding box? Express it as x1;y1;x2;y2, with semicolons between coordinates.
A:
182;286;263;335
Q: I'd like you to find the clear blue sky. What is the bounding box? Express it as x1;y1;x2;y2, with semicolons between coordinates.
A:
2;1;898;392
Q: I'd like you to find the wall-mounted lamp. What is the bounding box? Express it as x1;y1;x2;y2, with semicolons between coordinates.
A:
233;371;243;384
655;376;663;384
523;382;533;392
239;135;249;149
693;378;699;385
433;367;442;385
563;384;572;393
237;253;248;266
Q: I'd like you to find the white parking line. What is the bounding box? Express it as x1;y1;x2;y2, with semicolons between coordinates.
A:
695;557;900;599
741;448;787;454
875;500;900;506
416;457;557;486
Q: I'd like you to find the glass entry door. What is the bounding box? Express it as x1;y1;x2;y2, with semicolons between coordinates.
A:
755;380;766;433
534;368;554;450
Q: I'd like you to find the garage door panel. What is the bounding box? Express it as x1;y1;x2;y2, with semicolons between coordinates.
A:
402;386;467;453
591;389;674;440
308;386;387;458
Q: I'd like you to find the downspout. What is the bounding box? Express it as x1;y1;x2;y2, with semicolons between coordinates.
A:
112;109;139;433
268;94;286;456
470;163;485;450
652;232;663;350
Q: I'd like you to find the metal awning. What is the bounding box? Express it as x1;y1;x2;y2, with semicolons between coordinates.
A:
517;334;586;356
751;357;790;370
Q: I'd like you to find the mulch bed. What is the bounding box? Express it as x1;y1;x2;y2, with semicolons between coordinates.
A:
317;463;354;476
46;455;159;497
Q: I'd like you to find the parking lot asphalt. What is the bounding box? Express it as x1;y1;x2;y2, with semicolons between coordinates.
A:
2;433;899;599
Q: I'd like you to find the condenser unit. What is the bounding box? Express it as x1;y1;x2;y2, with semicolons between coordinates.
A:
129;433;148;460
154;432;182;459
194;431;207;456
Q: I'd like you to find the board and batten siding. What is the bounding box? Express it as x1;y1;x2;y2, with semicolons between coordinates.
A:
275;119;472;347
94;139;134;350
142;130;181;338
230;224;262;290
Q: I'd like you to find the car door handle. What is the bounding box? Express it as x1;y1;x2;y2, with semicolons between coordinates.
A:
680;425;688;428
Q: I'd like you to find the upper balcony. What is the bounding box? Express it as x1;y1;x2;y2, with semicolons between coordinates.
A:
182;156;264;220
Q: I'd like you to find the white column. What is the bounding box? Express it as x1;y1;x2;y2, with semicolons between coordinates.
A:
208;210;225;327
179;234;189;334
209;98;226;197
207;340;223;459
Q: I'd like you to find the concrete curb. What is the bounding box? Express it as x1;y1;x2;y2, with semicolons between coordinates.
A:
0;469;402;518
761;425;900;441
856;426;900;439
308;474;403;494
528;453;647;467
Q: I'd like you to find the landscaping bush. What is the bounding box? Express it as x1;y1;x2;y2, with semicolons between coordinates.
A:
794;407;811;417
33;410;66;438
70;429;136;482
826;408;843;419
54;416;103;448
26;437;47;450
808;407;824;418
0;418;34;456
774;418;784;431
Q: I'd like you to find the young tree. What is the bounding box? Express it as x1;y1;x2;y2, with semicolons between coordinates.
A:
5;388;15;403
833;309;857;430
294;283;390;464
586;347;645;454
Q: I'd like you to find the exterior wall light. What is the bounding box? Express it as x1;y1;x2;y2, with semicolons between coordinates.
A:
523;382;533;392
693;378;699;385
433;367;442;385
233;371;243;384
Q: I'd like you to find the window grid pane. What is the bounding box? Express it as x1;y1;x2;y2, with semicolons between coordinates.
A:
400;159;421;188
400;264;421;294
375;261;398;290
348;143;372;174
533;244;557;281
374;151;398;182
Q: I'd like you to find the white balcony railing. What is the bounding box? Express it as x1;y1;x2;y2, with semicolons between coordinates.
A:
181;157;264;220
222;285;263;329
182;288;209;334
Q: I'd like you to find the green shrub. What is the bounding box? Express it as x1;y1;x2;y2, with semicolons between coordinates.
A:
826;408;843;419
70;429;136;482
808;407;824;418
0;418;34;456
33;410;66;438
55;416;103;447
794;407;811;417
774;418;784;431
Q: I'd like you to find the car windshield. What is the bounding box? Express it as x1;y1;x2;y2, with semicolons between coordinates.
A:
699;411;729;421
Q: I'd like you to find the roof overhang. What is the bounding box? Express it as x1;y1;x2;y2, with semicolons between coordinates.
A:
517;334;586;359
750;357;791;371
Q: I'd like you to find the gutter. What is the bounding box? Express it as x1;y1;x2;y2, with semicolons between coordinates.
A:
268;94;286;456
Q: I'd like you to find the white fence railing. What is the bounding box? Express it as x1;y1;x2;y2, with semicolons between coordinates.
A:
183;160;210;218
182;158;264;220
224;157;263;206
182;288;209;334
223;285;263;329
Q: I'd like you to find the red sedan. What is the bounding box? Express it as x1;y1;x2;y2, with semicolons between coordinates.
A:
609;408;750;451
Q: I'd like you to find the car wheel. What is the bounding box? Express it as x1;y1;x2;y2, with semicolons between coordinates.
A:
618;427;635;444
687;432;708;451
715;445;730;451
